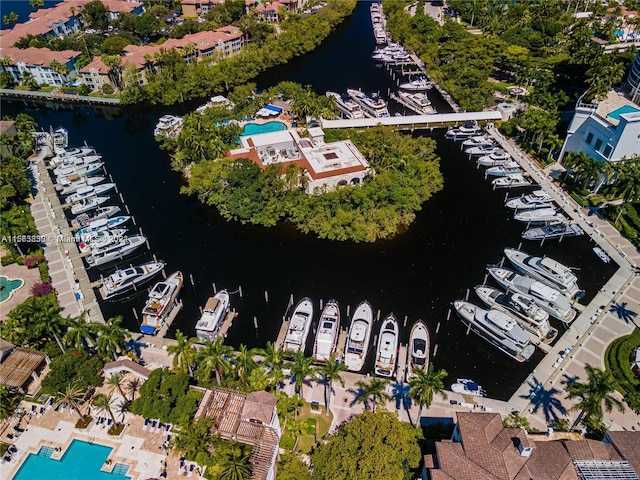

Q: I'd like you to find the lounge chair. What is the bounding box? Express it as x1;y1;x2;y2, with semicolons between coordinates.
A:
142;419;149;431
107;418;112;426
188;464;195;477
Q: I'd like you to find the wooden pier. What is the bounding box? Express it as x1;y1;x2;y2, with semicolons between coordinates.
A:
218;310;237;342
155;299;183;338
335;329;348;361
275;319;290;350
396;343;409;383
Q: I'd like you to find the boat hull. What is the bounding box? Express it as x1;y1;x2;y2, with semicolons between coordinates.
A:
344;301;374;372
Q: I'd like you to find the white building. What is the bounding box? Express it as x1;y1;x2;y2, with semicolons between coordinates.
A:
228;127;372;194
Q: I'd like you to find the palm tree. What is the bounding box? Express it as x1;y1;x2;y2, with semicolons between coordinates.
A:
105;372;127;400
234;344;258;386
355;377;391;413
125;377;141;402
195;337;233;386
0;385;21;420
55;382;86;420
219;445;253;480
167;329;198;375
409;365;448;424
30;301;67;353
566;364;625;430
64;312;96;350
29;0;44;9
258;341;283;370
172;417;212;459
289;352;315;399
318;354;346;416
95;316;130;361
610;157;640;223
503;412;530;429
3;12;19;26
92;393;117;425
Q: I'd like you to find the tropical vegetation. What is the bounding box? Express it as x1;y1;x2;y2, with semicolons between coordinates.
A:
605;329;640;413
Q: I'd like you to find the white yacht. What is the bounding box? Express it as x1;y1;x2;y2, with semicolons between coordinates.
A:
75;216;131;241
347;89;390;118
78;229;127;253
52;153;102;168
488;267;576;324
505;190;553;210
474;285;554;342
465;144;498;156
593;246;611;263
64;183;115;204
70;196;109;215
283;297;314;353
491;173;532;189
154;115;183;137
451;379;486;397
140;271;184;335
97;260;165;300
326;91;365;119
73;206;121;228
344;300;374;372
396;91;434;115
374;313;399;377
84;234;147;267
513;208;566;225
485;163;523;177
522;223;585;241
476;151;511;167
195;290;230;341
453;300;536;362
53;161;104;178
313;300;340;363
409;321;429;376
399;77;431;91
57;175;105;195
445;121;482;139
462;135;493;148
504;248;580;298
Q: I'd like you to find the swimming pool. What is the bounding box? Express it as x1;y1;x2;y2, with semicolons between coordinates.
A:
608;104;640;121
12;440;131;480
241;121;287;136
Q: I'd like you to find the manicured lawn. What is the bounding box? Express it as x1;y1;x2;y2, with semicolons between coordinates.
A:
280;402;333;454
605;329;640;394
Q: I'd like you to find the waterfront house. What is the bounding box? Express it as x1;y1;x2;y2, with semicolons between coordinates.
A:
0;47;82;87
195;388;281;480
79;57;114;92
422;412;640;479
102;358;151;381
227;127;372;194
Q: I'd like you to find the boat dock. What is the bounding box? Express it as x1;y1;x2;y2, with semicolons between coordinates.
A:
154;299;183;339
218;311;237;342
28;139;105;324
396;343;409;382
275;319;290;349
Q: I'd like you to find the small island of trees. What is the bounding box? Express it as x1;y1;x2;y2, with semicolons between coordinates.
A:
158;82;443;243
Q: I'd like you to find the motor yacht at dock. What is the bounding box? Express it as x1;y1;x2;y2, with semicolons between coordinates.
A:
445;121;483;139
140;271;184;335
97;260;165;300
344;300;373;372
398;77;432;91
453;300;536;362
326;91;365;119
73;206;121;228
513;208;566;225
485;163;523;177
283;297;314;353
84;234;147;267
476;151;512;167
522;223;585;241
375;313;399;377
451;379;486;397
505;190;553;210
78;229;127;253
313;300;340;363
70;196;110;215
75;216;131;241
195;290;230;341
395;91;434;115
409;321;429;376
492;173;532;189
57;175;105;195
347;89;390;118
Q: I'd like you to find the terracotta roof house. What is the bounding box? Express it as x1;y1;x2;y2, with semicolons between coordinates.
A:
423;412;640;480
255;1;286;23
102;358;151;381
79;57;114;92
227;127;371;194
0;347;49;394
195;388;280;480
0;46;82;87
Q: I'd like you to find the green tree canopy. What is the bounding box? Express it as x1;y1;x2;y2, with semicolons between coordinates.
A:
41;349;104;395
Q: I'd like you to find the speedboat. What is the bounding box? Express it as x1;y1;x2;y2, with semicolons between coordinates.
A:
64;183;115;203
195;290;230;341
70;196;110;215
283;297;314;353
399;77;431;91
485;163;523;177
505;190;553;210
313;300;340;363
75;216;131;241
445;121;482;139
53;161;104;178
522;223;585;241
57;175;105;195
453;300;536;362
73;206;121;228
462;136;493;148
374;313;399;377
504;247;580;298
474;285;553;341
409;321;429;376
491;173;532;189
77;229;127;253
451;379;486;397
476;151;511;167
396;91;434;115
347;89;390;118
344;300;373;372
465;144;498;156
326;91;365;119
140;271;184;335
97;260;165;300
513;208;566;225
488;267;576;324
84;234;147;267
593;246;611;263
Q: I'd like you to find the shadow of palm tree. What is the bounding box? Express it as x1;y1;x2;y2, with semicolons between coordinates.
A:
347;386;369;410
519;377;567;424
560;373;580;388
609;302;638;326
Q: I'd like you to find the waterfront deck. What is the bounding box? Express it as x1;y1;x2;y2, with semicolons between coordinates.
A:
320;111;501;130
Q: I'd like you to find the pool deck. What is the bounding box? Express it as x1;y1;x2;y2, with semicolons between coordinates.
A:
0;263;41;321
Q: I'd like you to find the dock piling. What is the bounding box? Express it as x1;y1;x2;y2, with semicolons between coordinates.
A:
446;308;451;321
320;299;323;309
433;344;438;357
346;304;350;317
189;273;194;286
239;286;243;298
264;290;269;303
125;204;130;214
132;307;138;320
213;283;217;294
119;192;124;203
403;315;408;327
435;322;440;333
162;269;166;279
253;316;258;329
465;288;470;301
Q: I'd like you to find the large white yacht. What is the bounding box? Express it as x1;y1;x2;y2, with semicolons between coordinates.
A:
409;320;429;376
522;223;585;241
344;300;373;372
140;271;183;335
195;290;230;342
84;234;147;267
513;208;566;225
313;300;340;363
374;313;398;377
326;91;365;119
283;297;314;353
505;190;553;210
453;300;536;362
347;89;390;118
97;260;165;300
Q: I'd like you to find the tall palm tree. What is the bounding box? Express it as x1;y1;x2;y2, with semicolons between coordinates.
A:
409;365;448;424
95;316;129;361
219;445;253;480
172;417;212;459
355;377;391;413
258;341;283;370
610;157;640;223
64;312;96;350
195;337;233;386
93;393;117;425
105;372;127;400
566;364;625;429
125;378;141;402
3;12;19;26
234;344;258;386
55;382;86;420
289;352;315;399
318;354;346;416
168;329;198;375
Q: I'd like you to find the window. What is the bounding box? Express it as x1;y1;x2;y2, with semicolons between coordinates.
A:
585;132;594;144
594;139;603;151
603;144;613;158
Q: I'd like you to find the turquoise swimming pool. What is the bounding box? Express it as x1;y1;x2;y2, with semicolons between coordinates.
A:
241;121;287;136
12;440;131;480
608;104;640;121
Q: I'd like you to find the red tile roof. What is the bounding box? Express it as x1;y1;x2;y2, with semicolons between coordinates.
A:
80;57;110;74
606;431;640;474
0;46;82;67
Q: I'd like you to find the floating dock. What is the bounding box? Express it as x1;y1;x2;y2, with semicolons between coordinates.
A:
155;299;183;338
